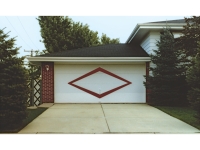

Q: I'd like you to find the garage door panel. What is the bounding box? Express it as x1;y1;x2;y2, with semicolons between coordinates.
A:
55;92;146;103
65;84;143;94
54;64;146;103
55;92;145;103
101;65;144;73
55;65;94;73
55;64;145;74
55;93;100;103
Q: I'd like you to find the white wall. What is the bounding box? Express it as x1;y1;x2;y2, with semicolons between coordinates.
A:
140;32;159;75
140;31;183;54
140;33;151;53
140;31;160;55
173;32;183;38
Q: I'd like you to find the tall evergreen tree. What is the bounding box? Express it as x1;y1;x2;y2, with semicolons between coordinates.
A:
144;28;187;106
176;16;200;57
186;42;200;120
0;28;29;130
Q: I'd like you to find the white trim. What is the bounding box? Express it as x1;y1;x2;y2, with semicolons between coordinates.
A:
138;23;186;26
140;26;184;29
27;57;151;64
126;24;140;44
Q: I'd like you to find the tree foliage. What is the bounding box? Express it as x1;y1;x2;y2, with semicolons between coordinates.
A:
176;16;200;57
186;42;200;120
0;28;29;130
37;16;73;53
175;16;200;120
100;33;120;44
37;16;120;53
70;21;100;49
144;28;187;106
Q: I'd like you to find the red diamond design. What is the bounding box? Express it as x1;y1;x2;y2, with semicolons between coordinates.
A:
68;67;132;98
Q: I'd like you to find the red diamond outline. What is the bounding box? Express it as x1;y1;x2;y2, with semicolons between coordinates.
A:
68;67;132;98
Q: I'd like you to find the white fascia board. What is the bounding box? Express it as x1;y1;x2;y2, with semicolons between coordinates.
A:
27;57;151;64
126;24;140;43
140;26;184;29
140;26;183;30
140;23;186;26
126;23;185;43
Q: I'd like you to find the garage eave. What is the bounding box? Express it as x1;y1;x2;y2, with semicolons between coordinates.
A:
126;23;185;44
27;57;151;65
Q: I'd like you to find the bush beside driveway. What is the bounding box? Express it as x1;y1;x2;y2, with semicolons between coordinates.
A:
0;107;47;133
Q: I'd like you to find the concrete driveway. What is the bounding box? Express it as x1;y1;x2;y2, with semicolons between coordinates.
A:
18;104;200;134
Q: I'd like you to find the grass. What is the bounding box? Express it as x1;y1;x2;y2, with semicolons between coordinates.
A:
0;107;48;133
154;106;200;130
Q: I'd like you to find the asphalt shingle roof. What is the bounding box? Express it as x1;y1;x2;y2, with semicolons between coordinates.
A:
37;44;149;57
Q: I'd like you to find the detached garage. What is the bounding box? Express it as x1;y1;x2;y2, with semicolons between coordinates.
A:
28;44;150;103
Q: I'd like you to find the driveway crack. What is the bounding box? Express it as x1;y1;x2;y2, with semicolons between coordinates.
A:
100;104;110;132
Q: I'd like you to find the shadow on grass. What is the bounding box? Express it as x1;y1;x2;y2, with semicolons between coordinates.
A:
154;106;200;130
0;107;48;133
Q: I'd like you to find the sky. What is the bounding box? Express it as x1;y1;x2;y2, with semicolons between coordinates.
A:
0;1;198;148
0;16;187;58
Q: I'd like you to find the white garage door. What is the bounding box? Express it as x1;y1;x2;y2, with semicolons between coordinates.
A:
54;64;146;103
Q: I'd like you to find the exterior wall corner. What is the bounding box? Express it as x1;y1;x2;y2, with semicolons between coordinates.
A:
41;62;54;103
146;62;150;103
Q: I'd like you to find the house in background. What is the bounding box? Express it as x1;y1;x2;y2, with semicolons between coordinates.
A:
126;19;186;74
28;19;186;104
126;19;185;54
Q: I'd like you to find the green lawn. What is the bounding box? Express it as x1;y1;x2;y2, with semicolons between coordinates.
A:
154;106;200;130
0;107;48;133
